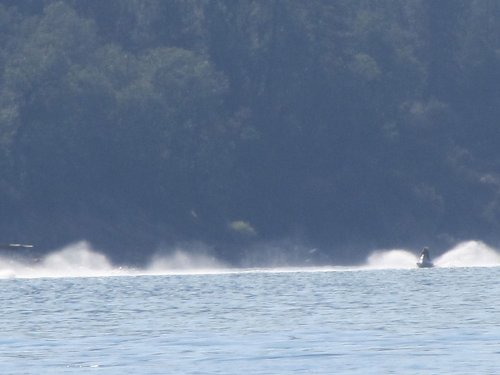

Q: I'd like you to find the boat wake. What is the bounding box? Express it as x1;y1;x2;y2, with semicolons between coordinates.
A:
433;241;500;267
364;240;500;269
0;240;499;279
0;241;228;279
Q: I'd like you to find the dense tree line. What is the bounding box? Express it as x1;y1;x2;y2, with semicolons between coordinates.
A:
1;0;500;263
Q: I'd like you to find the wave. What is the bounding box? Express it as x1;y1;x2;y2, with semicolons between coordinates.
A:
0;241;228;279
0;240;499;279
364;240;500;269
433;241;500;267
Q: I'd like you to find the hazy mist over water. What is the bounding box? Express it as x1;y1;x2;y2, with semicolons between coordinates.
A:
1;240;499;279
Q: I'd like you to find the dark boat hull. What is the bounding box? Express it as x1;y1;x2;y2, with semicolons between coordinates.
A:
416;261;434;268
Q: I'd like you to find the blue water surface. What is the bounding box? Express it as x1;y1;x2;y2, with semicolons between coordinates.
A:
1;267;499;374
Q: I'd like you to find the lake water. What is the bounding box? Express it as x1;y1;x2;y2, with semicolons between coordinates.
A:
1;241;500;374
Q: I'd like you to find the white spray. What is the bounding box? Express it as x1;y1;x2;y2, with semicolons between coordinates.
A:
0;240;499;279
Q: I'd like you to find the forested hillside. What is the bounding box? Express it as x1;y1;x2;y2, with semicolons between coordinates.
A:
1;0;500;263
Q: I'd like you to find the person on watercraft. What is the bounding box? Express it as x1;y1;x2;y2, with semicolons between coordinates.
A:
419;247;431;263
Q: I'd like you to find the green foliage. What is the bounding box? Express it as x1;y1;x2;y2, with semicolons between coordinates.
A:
1;0;500;257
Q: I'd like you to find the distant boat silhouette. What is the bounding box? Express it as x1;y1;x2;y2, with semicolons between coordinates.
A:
0;243;34;250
